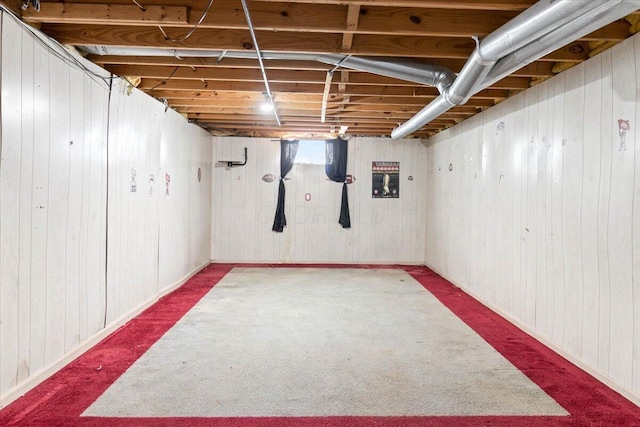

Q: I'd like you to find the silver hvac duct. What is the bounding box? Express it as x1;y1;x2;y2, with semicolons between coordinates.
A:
391;0;634;139
483;1;640;88
314;55;454;93
81;47;455;96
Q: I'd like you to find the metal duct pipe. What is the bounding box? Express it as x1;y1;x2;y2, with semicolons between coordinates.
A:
390;95;454;140
448;0;610;104
482;0;640;89
80;47;455;94
314;55;455;93
392;0;619;139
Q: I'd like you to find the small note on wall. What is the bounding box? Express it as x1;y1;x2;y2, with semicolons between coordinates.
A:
372;161;399;198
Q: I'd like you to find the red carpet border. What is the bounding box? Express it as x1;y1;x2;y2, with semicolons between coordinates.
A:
1;264;639;426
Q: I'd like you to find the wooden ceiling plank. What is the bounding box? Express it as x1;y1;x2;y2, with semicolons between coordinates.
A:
0;0;23;16
23;3;187;25
87;55;553;79
28;0;629;41
149;91;494;109
152;91;330;102
348;96;494;107
249;0;536;12
321;71;335;123
356;7;514;37
44;24;590;62
88;55;333;71
105;64;436;86
138;78;510;99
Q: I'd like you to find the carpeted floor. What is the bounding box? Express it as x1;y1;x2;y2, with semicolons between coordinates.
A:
1;264;639;426
83;268;566;417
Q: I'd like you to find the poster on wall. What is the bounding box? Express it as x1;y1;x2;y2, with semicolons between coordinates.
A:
372;161;399;198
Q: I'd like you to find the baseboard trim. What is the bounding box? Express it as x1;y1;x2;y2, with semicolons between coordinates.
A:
0;261;209;409
424;263;640;408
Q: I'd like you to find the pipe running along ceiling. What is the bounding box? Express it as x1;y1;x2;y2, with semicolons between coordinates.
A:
14;0;640;139
391;0;640;139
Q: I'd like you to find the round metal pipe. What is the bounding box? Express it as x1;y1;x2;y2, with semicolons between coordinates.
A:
391;95;454;139
483;0;639;88
392;0;624;139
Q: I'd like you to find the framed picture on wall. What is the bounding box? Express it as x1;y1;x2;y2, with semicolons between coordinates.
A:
372;161;399;198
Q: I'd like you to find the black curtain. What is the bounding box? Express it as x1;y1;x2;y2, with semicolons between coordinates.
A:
325;137;351;229
272;139;299;232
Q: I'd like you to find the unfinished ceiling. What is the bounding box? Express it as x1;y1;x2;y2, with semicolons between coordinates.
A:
6;0;640;139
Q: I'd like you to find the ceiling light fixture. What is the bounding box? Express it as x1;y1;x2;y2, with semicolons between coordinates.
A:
260;92;274;112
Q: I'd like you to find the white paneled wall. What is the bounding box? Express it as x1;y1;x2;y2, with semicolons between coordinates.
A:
425;33;640;401
106;83;163;321
0;14;212;406
108;85;212;317
158;108;212;288
0;15;108;402
211;137;426;263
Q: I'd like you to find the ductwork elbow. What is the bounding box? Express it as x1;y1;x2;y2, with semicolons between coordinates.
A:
432;67;455;94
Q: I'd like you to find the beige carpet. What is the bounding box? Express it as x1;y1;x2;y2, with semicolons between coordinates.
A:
83;268;567;417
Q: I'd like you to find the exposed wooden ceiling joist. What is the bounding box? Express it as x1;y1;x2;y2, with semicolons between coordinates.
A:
9;0;638;138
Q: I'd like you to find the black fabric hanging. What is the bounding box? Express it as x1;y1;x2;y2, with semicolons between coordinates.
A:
325;137;351;229
272;139;299;232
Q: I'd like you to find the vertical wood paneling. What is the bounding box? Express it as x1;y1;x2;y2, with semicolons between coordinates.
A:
159;113;188;287
608;39;635;390
107;82;163;321
425;33;640;401
84;78;108;338
525;88;539;328
561;64;584;356
158;108;211;289
211;136;426;264
17;25;35;385
581;58;603;368
65;65;84;353
44;55;71;366
0;14;110;401
542;79;556;340
1;16;212;406
550;73;566;346
633;34;640;396
1;13;22;395
535;80;550;336
28;35;52;379
511;92;525;320
596;49;613;375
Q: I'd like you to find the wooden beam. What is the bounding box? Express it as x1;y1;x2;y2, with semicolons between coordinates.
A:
23;3;187;25
321;71;334;123
25;0;628;42
88;55;332;71
356;7;514;37
45;24;589;61
86;55;554;79
250;0;536;12
342;4;360;50
151;91;331;102
148;92;495;109
0;0;23;16
15;0;528;37
137;78;510;99
104;65;437;86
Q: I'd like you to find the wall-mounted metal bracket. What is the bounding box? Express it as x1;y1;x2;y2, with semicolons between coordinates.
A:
220;147;247;167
